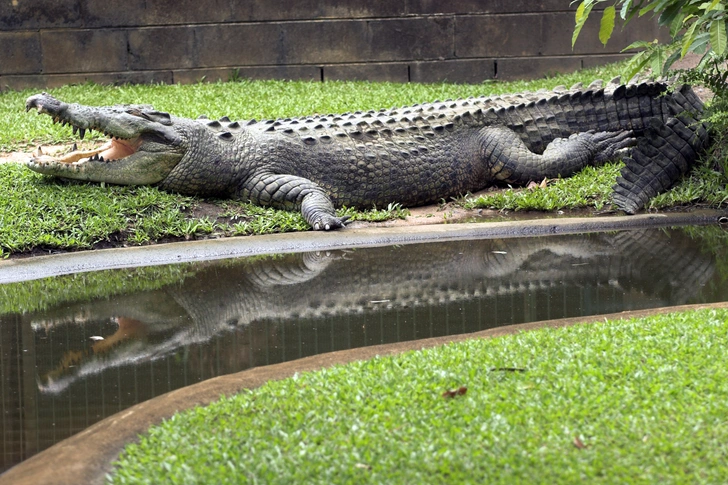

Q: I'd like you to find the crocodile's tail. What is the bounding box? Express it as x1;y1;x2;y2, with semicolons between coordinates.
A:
613;85;710;213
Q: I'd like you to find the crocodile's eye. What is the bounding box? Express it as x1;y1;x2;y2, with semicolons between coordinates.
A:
141;110;172;125
125;108;172;125
141;132;178;146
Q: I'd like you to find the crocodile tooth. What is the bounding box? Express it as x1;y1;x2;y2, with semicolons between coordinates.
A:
79;128;86;139
35;146;43;156
72;126;78;135
72;143;77;152
98;156;104;162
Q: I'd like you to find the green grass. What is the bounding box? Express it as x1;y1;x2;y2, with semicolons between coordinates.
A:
108;308;728;484
467;162;624;212
465;160;728;213
0;164;410;257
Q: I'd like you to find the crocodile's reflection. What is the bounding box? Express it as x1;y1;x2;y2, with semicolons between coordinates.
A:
29;228;715;394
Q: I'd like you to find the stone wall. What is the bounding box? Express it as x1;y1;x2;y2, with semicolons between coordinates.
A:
0;1;666;90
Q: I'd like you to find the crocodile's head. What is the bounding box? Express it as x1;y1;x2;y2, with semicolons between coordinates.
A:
25;93;187;186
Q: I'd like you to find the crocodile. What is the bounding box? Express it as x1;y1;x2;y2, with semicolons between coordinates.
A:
24;78;708;230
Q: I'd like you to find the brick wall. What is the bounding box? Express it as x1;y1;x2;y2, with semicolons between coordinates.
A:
0;1;666;91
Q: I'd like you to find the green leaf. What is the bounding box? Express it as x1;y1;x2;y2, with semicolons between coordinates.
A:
662;48;683;72
690;32;712;55
681;20;700;58
710;20;727;56
620;0;633;20
639;2;659;16
572;2;595;48
669;12;686;38
621;40;655;52
650;48;666;77
623;50;652;80
599;6;616;46
703;0;724;12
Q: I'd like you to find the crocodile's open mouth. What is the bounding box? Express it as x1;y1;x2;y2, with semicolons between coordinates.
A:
33;137;143;164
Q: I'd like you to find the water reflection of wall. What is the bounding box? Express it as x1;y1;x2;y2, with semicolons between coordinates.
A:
1;227;726;473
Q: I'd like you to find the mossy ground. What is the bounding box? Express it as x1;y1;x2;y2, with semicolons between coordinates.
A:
108;308;728;484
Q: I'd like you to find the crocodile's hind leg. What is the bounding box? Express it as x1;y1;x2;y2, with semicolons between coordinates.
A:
242;173;349;230
479;126;635;185
613;113;710;213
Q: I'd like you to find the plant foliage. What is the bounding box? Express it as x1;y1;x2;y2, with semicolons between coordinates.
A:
572;0;728;96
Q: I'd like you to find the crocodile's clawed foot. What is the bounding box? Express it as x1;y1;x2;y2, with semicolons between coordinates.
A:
312;215;350;231
591;130;637;164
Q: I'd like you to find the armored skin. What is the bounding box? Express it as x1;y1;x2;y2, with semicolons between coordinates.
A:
24;78;708;230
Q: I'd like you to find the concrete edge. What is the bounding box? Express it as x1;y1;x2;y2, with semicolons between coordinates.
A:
1;210;725;284
3;300;728;485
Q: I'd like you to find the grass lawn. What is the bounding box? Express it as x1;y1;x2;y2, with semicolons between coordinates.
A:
108;308;728;484
3;61;727;257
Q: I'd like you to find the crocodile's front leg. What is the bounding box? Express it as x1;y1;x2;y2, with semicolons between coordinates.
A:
244;173;349;230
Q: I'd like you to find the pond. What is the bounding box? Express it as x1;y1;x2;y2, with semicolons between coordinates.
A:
2;225;728;472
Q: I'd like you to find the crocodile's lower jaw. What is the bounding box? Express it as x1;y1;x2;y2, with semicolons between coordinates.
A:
33;137;142;165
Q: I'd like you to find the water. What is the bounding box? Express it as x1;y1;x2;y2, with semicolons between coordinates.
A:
2;226;728;472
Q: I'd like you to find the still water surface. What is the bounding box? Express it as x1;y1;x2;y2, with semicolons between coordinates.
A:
2;226;728;472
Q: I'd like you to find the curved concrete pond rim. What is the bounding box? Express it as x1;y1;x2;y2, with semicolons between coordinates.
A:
3;300;728;485
1;210;726;284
